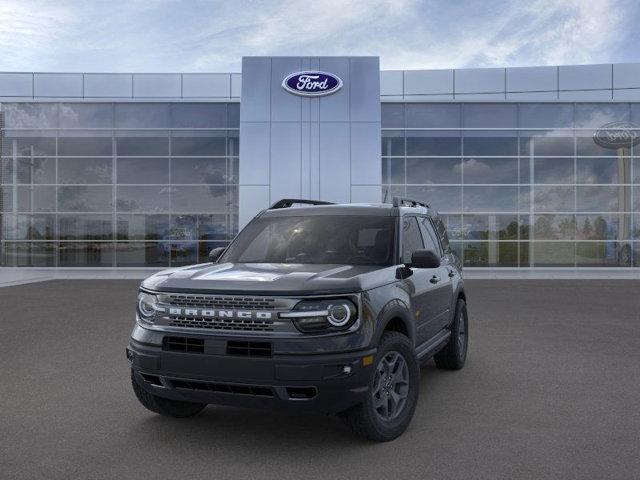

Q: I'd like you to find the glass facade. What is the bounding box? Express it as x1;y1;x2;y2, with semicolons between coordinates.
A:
0;102;239;267
382;103;640;268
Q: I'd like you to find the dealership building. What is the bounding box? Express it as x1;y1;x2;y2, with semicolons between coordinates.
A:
1;56;640;270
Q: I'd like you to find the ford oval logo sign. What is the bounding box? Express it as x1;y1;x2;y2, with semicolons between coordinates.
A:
282;71;343;97
593;121;640;149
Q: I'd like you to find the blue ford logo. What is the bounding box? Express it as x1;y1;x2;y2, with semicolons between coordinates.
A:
282;71;343;97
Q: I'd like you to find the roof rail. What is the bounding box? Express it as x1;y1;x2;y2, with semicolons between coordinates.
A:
392;196;429;209
269;198;335;209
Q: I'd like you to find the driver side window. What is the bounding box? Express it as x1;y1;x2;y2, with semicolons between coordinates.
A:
401;217;424;264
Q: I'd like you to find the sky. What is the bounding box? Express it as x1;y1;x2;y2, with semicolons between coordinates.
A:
0;0;638;73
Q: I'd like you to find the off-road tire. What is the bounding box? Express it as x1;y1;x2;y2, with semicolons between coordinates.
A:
434;298;468;370
131;369;206;418
339;331;419;442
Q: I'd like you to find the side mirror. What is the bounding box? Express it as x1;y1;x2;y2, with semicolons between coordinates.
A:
208;247;226;263
410;249;440;269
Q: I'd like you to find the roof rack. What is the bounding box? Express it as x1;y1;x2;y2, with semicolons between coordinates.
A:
269;198;335;209
392;196;429;209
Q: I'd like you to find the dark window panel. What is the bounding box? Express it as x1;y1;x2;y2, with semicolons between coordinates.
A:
17;185;56;212
58;137;112;156
462;157;517;184
197;214;229;241
463;186;518;213
406;104;460;128
461;215;519;240
381;130;404;156
532;242;575;266
116;186;170;213
463;104;516;128
533;157;574;184
463;136;518;156
405;157;461;184
574;103;630;128
518;104;573;129
9;137;56;156
1;242;56;267
171;158;227;184
59;103;113;128
171;103;227;128
114;104;171;128
116;158;170;184
228;103;240;127
381;103;404;128
406;185;462;212
382;158;405;184
116;137;169;156
14;214;55;240
115;242;170;267
59;242;114;267
576;186;629;212
533;186;575;212
58;158;112;184
171;186;229;212
116;214;170;241
576;157;629;184
58;214;113;240
2;104;58;128
519;215;530;240
519;134;574;156
16;157;56;184
462;241;518;267
576;242;632;267
58;186;113;212
171;135;226;156
406;132;461;156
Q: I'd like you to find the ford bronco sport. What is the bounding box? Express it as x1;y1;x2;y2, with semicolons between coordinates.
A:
127;197;468;441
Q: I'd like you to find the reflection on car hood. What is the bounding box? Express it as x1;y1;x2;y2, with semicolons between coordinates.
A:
141;262;396;295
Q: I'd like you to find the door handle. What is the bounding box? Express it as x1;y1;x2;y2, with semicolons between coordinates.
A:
429;275;440;284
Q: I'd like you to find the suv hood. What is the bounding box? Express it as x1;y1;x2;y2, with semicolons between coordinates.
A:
141;262;396;295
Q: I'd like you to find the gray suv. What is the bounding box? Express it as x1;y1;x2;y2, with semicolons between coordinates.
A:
127;197;468;441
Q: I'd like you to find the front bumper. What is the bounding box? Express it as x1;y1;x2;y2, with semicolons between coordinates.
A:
127;331;376;414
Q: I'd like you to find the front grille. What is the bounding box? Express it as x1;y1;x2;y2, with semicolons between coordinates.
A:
227;340;272;357
163;336;204;353
168;316;274;332
169;379;274;397
163;294;276;310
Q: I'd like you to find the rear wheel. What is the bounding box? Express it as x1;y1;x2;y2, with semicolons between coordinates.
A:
340;332;419;442
131;369;206;418
434;298;468;370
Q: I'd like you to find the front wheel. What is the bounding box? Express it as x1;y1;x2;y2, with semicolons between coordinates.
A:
339;332;420;442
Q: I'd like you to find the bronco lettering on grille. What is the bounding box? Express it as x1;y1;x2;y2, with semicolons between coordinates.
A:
166;307;273;320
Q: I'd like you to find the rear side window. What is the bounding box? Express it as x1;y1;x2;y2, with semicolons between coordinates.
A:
401;217;424;264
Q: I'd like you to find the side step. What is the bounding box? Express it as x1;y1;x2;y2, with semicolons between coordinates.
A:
415;330;451;360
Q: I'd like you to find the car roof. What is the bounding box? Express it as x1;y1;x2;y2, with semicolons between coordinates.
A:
260;202;437;218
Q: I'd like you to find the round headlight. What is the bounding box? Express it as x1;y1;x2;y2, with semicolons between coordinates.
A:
137;292;157;321
327;303;352;327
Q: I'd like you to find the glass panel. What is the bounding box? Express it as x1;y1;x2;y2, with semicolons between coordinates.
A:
381;157;404;184
171;104;227;128
228;104;240;127
462;157;517;184
116;214;170;240
227;130;239;157
463;104;517;128
533;215;576;240
576;157;629;184
170;241;198;266
463;186;518;212
1;186;12;211
462;242;518;267
519;133;574;156
114;104;170;128
574;103;630;128
2;104;58;128
634;159;640;183
115;242;169;267
576;242;631;267
17;185;56;212
406;158;461;184
58;186;113;212
406;131;460;156
116;158;169;184
197;214;229;241
169;215;198;241
406;186;462;212
16;157;56;184
199;241;228;263
401;217;424;264
519;186;531;213
2;242;56;267
406;104;460;128
533;157;574;184
116;136;168;156
532;242;575;266
461;215;519;240
227;157;238;184
171;133;226;156
14;214;55;240
381;130;404;156
171;186;228;212
58;158;112;184
171;158;227;184
59;103;113;128
58;137;113;156
533;186;574;212
9;136;56;156
1;158;12;183
464;136;518;156
381;185;405;202
58;214;113;240
116;186;170;213
59;242;114;267
519;215;530;240
382;103;404;128
576;186;628;212
439;214;463;240
518;104;573;129
576;134;628;156
575;214;630;241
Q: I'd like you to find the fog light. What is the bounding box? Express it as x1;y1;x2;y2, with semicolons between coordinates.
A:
362;355;374;366
342;365;352;375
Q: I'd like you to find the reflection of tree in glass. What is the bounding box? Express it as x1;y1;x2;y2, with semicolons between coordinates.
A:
582;217;593;238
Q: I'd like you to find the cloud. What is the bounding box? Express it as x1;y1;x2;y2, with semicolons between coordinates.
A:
0;0;637;72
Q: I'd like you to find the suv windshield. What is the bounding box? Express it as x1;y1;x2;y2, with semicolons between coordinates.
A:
220;215;396;266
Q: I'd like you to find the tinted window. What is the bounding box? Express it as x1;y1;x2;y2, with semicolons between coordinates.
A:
401;217;424;264
419;217;441;255
221;215;396;266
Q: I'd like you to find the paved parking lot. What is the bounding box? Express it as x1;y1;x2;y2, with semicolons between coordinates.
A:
1;279;639;480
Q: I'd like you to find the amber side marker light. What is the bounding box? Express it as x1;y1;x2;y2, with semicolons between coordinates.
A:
362;355;374;366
